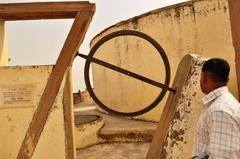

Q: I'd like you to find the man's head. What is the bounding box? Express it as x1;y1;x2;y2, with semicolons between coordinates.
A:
200;58;230;94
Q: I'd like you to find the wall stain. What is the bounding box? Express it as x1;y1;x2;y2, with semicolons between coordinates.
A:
132;19;138;30
175;7;181;18
6;115;12;122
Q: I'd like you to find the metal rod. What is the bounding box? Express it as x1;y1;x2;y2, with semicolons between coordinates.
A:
77;53;176;93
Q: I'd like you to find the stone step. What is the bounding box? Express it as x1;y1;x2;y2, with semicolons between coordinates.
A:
99;129;154;143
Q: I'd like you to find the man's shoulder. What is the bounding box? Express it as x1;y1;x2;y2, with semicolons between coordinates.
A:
208;91;240;116
215;91;239;105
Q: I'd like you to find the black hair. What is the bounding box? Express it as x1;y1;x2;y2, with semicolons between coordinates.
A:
202;58;230;83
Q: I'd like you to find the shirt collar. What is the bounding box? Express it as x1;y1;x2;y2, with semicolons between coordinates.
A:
202;86;228;106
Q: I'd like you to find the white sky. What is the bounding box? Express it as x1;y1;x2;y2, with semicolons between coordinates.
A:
2;0;187;92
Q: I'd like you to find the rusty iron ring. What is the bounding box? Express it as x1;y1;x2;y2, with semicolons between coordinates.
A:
84;30;171;117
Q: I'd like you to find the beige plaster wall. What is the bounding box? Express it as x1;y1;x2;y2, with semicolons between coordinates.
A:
0;66;73;159
90;0;238;121
0;18;8;66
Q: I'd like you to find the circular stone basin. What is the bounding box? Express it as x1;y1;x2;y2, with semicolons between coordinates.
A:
74;114;101;125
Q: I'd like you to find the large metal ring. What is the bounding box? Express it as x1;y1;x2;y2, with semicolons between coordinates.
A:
84;30;170;117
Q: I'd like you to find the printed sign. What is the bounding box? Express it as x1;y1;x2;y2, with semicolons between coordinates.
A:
0;85;35;108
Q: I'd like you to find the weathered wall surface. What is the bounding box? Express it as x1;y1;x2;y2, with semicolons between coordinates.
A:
0;18;8;66
0;66;74;159
91;0;238;121
161;54;205;159
75;116;104;149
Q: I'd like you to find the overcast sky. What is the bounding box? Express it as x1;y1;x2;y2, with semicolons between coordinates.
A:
2;0;187;91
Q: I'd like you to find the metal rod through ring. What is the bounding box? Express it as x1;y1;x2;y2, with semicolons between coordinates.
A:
77;53;176;93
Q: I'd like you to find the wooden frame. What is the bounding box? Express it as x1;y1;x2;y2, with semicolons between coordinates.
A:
0;1;95;159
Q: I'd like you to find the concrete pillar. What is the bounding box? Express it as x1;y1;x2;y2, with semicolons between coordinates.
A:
228;0;240;99
0;18;8;66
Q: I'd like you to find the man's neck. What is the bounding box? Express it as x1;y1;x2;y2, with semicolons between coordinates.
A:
208;84;227;94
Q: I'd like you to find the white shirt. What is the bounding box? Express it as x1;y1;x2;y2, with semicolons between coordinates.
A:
193;86;240;159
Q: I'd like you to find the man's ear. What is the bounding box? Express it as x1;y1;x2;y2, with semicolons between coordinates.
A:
202;72;208;83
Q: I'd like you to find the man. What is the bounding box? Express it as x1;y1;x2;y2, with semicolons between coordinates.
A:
192;58;240;159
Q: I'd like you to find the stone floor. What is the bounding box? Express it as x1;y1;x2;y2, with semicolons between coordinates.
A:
74;101;157;132
77;143;150;159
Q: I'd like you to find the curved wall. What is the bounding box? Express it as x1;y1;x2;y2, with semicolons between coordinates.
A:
90;0;238;121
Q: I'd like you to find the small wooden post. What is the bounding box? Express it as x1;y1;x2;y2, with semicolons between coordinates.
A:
63;67;76;159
